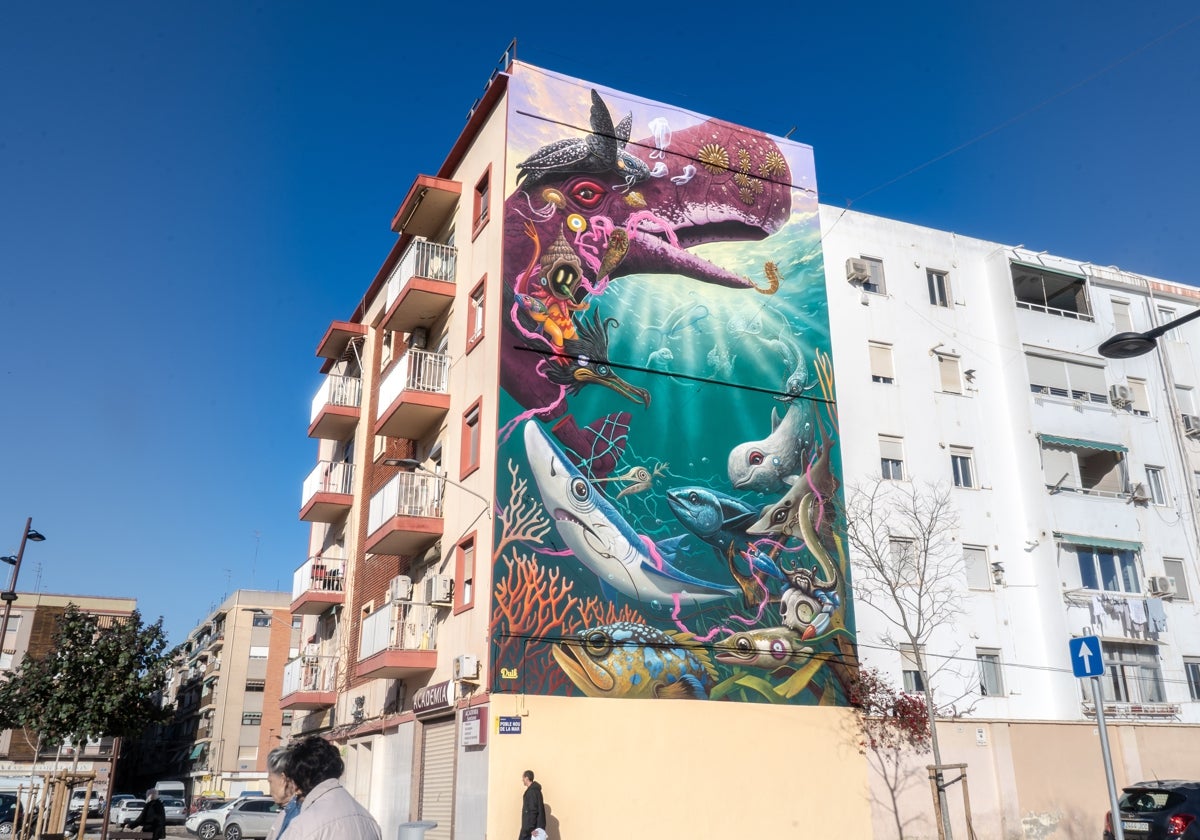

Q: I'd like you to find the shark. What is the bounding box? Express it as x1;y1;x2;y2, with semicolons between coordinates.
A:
523;420;739;609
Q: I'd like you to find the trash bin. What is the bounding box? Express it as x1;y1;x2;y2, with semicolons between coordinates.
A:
398;820;438;840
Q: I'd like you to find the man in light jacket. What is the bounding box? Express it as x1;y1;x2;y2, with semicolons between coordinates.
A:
278;736;380;840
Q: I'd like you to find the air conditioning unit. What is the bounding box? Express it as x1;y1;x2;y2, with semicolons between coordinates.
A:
1110;384;1132;405
1148;575;1177;597
1185;415;1200;436
453;653;479;682
1128;482;1150;504
389;575;413;603
425;574;453;604
409;327;429;350
846;258;871;284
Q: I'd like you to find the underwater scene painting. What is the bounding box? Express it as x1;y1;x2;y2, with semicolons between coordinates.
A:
489;64;856;705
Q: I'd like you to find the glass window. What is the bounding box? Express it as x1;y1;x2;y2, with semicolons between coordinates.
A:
252;614;271;628
461;400;482;478
951;447;975;488
1077;547;1141;594
1112;299;1133;333
927;270;950;307
473;169;490;230
468;280;486;347
1026;355;1108;403
1177;386;1195;415
1011;264;1092;319
879;435;904;481
869;342;894;384
861;257;886;295
1128;378;1151;416
242;712;263;726
1145;467;1167;505
899;644;925;693
977;649;1004;696
1186;658;1200;701
964;545;992;591
938;355;962;394
1164;558;1190;601
1099;642;1163;703
457;535;476;611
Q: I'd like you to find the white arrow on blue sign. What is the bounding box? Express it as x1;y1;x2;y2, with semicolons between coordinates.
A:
1069;635;1105;678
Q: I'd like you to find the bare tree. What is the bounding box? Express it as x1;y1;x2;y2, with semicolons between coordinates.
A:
842;478;965;840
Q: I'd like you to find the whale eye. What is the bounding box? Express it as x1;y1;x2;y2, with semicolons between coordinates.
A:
584;630;612;658
570;179;606;209
771;506;789;525
570;477;590;500
748;450;764;466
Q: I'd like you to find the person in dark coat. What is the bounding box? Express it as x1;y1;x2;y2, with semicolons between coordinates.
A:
518;770;546;840
125;789;167;839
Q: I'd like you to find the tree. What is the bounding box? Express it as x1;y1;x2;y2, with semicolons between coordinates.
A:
0;604;175;748
841;478;966;840
850;666;932;840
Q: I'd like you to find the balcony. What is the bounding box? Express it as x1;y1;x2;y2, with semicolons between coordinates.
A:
316;320;367;361
308;374;362;440
280;654;338;710
390;174;460;238
355;602;438;679
292;556;346;615
300;461;355;523
382;239;458;335
366;471;444;556
374;349;450;440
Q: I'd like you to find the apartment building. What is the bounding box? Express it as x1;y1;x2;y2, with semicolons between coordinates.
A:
291;55;1200;840
0;593;136;781
153;591;299;800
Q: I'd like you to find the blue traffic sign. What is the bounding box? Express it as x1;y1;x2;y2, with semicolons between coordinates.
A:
1070;635;1104;678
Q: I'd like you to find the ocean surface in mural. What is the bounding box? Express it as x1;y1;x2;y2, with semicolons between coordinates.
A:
489;64;855;705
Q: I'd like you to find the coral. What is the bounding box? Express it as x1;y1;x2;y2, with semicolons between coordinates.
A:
570;596;643;634
494;460;551;562
491;551;580;695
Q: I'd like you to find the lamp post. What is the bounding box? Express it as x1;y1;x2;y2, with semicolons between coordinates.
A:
383;459;493;518
0;517;47;655
1098;307;1200;359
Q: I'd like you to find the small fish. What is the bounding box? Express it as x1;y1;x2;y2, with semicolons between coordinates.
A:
714;626;813;670
647;346;675;371
552;621;718;700
596;228;630;281
516;293;548;317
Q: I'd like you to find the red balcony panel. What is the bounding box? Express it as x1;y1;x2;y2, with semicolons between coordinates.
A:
316;321;367;360
354;648;438;681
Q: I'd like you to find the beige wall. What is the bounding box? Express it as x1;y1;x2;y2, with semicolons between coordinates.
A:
486;693;869;840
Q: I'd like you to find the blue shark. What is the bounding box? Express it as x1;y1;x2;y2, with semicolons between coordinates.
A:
523;420;738;609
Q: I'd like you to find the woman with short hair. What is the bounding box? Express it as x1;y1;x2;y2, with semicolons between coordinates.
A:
277;736;380;840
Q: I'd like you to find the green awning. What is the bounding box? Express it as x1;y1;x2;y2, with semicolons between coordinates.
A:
1054;532;1142;552
1011;260;1086;279
189;744;206;760
1038;433;1126;453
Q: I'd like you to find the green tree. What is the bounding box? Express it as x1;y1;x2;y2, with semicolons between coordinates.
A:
0;604;175;746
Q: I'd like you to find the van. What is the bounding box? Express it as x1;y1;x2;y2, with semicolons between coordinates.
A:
153;781;185;800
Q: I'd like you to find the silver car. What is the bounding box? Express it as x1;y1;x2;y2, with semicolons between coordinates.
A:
161;797;187;825
219;798;281;840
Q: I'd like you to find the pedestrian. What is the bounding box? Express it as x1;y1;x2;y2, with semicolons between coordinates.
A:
265;745;302;840
518;770;546;840
125;789;166;839
278;736;381;840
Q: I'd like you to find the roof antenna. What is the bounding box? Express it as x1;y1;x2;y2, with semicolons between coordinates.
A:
784;126;797;139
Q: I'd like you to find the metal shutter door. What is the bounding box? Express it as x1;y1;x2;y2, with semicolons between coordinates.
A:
419;720;455;840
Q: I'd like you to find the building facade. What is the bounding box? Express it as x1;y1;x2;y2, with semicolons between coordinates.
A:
291;56;1200;840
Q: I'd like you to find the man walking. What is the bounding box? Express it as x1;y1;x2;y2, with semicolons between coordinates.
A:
518;770;546;840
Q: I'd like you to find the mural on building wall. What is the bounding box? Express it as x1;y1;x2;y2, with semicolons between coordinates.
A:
489;64;856;705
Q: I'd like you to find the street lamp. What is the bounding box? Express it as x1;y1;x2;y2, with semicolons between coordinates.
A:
1099;307;1200;359
383;459;493;518
0;518;47;657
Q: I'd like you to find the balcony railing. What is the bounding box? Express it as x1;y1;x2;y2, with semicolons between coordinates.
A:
368;472;444;533
309;375;362;441
302;461;355;504
359;602;438;660
379;348;450;407
282;654;338;696
293;556;346;598
385;240;458;312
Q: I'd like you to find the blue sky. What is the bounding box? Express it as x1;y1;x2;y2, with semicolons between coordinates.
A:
2;2;1197;645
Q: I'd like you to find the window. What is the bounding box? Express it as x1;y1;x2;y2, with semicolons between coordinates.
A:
977;649;1005;696
472;168;491;236
879;435;905;480
889;537;915;564
1158;306;1176;325
1185;659;1200;701
242;712;263;726
964;545;992;590
1112;299;1133;333
1145;467;1167;505
1026;354;1108;404
456;534;476;613
281;711;294;726
252;614;271;628
927;270;950;307
248;645;269;659
245;680;266;692
1039;437;1125;496
860;257;886;295
951;447;975;488
380;330;395;369
292;616;302;629
1177;386;1196;415
1011;263;1092;319
869;342;894;384
1099;642;1163;703
1128;378;1151;416
467;277;486;351
461;399;481;479
899;644;925;693
1076;546;1141;594
938;355;962;394
1164;558;1190;601
1195;471;1200;500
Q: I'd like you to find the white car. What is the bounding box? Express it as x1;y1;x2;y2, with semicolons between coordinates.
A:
109;799;145;825
217;798;281;840
186;798;243;840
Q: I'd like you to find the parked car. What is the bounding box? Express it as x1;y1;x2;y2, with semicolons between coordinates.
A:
162;797;187;825
109;798;146;825
0;792;17;837
218;797;281;840
186;797;252;840
68;788;104;817
109;794;136;808
1105;780;1200;839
